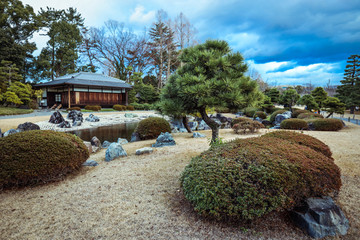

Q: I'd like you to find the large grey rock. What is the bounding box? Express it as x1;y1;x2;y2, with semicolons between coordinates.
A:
3;129;18;137
192;132;206;138
91;136;102;149
261;119;272;127
58;121;71;128
83;141;93;153
17;122;40;131
275;111;292;125
171;128;179;133
72;121;82;127
130;132;141;142
85;114;99;122
152;132;176;148
102;140;111;148
197;120;210;130
82;159;99;166
125;113;138;118
117;138;128;145
67;110;83;123
135;147;154;155
49;110;65;124
179;128;188;133
188;121;198;131
291;196;349;238
105;143;127;161
170;119;184;131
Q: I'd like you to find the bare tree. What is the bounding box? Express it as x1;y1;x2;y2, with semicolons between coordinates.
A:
174;12;198;50
248;67;269;91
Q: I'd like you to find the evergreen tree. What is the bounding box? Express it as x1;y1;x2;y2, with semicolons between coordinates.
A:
159;40;263;142
279;88;300;111
322;97;346;118
336;54;360;114
0;60;23;94
311;87;328;112
265;88;280;103
297;94;318;110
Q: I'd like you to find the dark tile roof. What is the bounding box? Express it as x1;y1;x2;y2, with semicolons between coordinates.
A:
34;72;132;89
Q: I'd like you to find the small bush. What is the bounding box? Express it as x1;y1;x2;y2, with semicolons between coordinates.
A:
231;117;249;127
243;107;258;117
297;112;324;119
84;105;101;111
0;130;89;189
132;103;154;110
254;111;267;119
280;119;308;130
291;109;310;118
232;119;264;134
67;107;81;111
262;131;332;158
269;107;283;114
113;105;126;111
270;109;287;123
307;118;344;131
181;137;341;221
136;117;171;140
126;105;135;111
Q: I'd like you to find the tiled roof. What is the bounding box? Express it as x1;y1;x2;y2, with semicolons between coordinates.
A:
34;72;132;89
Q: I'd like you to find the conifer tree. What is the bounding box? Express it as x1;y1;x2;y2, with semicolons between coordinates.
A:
311;87;328;112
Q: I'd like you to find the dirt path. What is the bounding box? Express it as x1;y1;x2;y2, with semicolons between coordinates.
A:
0;125;359;239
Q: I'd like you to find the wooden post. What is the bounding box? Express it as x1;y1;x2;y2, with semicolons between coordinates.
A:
68;86;71;108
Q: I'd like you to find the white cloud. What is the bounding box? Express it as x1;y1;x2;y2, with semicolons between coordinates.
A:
129;5;155;25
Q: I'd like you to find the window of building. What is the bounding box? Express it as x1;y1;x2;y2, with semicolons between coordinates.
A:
55;94;61;102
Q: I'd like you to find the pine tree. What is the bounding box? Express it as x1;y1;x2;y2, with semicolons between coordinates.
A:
0;60;23;94
336;54;360;114
279;88;300;111
311;87;328;112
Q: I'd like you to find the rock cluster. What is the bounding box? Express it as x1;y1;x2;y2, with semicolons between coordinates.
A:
1;122;41;137
85;114;100;122
67;110;83;126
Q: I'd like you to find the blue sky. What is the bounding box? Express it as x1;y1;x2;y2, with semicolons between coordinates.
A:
23;0;360;87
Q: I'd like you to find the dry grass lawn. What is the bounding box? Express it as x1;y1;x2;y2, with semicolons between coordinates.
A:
0;121;359;239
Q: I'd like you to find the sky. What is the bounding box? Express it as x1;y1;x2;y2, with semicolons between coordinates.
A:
23;0;360;87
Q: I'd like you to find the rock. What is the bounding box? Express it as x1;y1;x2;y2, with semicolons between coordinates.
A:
179;128;188;133
72;121;82;127
117;138;128;145
67;110;83;123
130;132;141;142
275;111;292;125
135;147;154;155
291;196;349;238
270;124;281;129
171;119;184;130
171;128;179;133
254;117;262;122
125;113;138;118
0;128;2;138
152;132;176;148
91;136;102;148
261;120;272;127
92;146;100;153
197;120;210;130
188;121;198;131
85;113;100;122
3;129;18;137
192;132;206;138
102;140;111;148
58;121;71;128
82;159;99;166
83;141;93;153
105;143;127;162
17;122;40;131
49;111;65;124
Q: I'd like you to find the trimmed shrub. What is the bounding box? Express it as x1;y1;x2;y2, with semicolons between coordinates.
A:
262;131;332;158
269;109;287;123
254;111;267;119
0;130;89;189
280;119;308;130
291;109;310;118
132;103;154;110
67;107;81;111
297;112;324;119
113;105;126;111
269;107;283;114
243;107;258;117
126;105;135;111
232;119;264;134
136;117;171;140
307;118;344;131
84;105;101;111
231;117;250;127
181;137;341;221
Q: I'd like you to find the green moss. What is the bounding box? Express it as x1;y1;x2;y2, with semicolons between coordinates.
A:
136;117;171;140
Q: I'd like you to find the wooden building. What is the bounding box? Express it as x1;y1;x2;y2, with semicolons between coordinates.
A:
34;72;132;108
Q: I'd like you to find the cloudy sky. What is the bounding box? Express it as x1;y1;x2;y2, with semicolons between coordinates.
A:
23;0;360;87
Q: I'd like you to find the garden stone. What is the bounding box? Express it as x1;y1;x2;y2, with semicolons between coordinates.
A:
58;121;71;128
188;121;198;131
275;111;292;125
102;140;111;148
105;143;127;161
85;114;99;122
179;128;188;133
72;121;82;127
291;196;349;238
91;136;102;148
171;128;179;133
254;117;262;122
130;132;141;142
83;141;93;153
117;138;128;145
261;120;272;127
192;132;206;138
125;113;138;118
197;120;210;130
3;129;17;137
49;111;65;124
135;147;154;155
270;124;281;129
0;128;2;138
67;110;83;123
17;122;40;131
171;119;184;130
152;132;176;147
82;159;99;166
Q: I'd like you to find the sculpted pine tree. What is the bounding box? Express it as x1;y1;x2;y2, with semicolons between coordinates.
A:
311;87;328;112
160;40;263;142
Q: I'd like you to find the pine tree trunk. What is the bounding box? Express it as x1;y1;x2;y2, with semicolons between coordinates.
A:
182;116;192;133
326;112;333;118
350;106;355;114
199;107;220;143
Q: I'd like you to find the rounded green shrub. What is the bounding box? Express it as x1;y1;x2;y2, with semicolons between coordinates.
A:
269;109;287;123
231;117;249;127
291;109;310;118
280;119;308;130
262;131;332;158
67;107;81;111
0;130;89;189
307;118;344;131
113;104;126;111
181;137;341;221
254;111;267;119
243;107;258;117
136;117;171;140
126;105;135;111
232;119;264;134
84;105;101;111
297;112;324;119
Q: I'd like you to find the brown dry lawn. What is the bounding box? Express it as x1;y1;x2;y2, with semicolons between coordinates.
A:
0;118;359;239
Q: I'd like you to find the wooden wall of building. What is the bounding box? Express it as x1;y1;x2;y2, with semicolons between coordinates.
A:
60;92;127;107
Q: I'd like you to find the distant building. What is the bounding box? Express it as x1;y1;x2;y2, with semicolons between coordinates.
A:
34;72;132;108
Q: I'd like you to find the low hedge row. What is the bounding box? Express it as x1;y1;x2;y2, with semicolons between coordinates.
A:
67;107;81;111
280;119;308;130
84;105;101;111
307;118;344;131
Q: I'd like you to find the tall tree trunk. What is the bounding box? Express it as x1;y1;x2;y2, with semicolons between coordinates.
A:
182;116;192;133
199;107;220;143
350;106;355;114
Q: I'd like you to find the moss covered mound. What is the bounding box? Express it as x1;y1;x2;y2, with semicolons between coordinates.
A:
181;137;341;221
0;130;89;189
136;117;171;140
262;131;332;158
280;119;308;130
307;118;344;131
